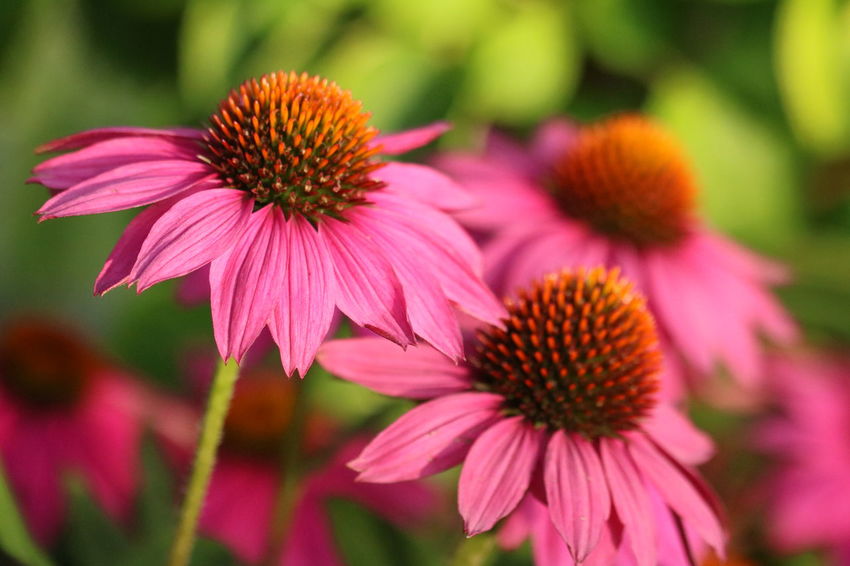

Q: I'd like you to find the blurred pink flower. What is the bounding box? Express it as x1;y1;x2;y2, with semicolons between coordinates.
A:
319;267;724;565
435;114;796;387
162;369;437;565
755;353;850;562
0;318;143;544
30;71;504;375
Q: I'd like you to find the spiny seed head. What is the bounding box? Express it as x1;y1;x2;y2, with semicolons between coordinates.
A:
549;114;696;247
204;71;385;222
471;267;661;438
222;369;297;458
0;319;99;409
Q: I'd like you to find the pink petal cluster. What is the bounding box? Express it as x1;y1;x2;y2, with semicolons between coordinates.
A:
435;118;796;387
319;337;724;565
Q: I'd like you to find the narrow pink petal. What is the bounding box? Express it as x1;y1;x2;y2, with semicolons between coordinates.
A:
268;215;335;377
319;217;414;347
483;129;542;179
498;497;535;550
318;337;471;399
642;405;714;466
130;189;252;291
349;392;502;483
93;198;177;295
599;438;656;566
31;136;201;190
628;435;725;556
347;208;463;360
210;206;285;362
376;162;479;211
37;160;214;218
372;121;450;155
36;126;204;153
176;265;211;305
529;118;579;168
544;431;611;562
458;416;544;536
279;493;344;566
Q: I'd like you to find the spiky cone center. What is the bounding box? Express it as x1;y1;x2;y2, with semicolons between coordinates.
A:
0;320;99;409
221;369;297;458
471;267;661;438
204;71;385;222
549;114;696;247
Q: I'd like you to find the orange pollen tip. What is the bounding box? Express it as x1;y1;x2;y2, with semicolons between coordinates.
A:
204;71;385;222
549;114;696;246
470;267;661;438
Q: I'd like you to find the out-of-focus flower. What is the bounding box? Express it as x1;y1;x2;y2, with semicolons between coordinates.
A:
30;71;505;375
319;267;724;565
755;352;850;562
162;369;437;565
0;318;143;544
436;114;796;387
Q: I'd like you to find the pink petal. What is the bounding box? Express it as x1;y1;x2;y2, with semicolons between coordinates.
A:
348;208;463;360
599;438;656;566
318;337;470;399
529;118;579;168
31;136;201;190
641;405;714;466
319;217;414;347
544;430;611;562
376;162;479;211
458;416;544;536
628;435;725;557
483;129;542;179
36;126;204;153
268;215;335;377
131;189;253;291
176;265;211;305
37;160;214;218
372;121;450;155
210;206;285;362
279;493;344;566
349;392;502;483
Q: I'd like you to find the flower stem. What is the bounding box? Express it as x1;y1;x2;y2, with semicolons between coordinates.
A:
168;359;239;566
451;534;497;566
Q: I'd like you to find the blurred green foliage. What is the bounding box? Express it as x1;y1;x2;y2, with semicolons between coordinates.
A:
1;0;849;564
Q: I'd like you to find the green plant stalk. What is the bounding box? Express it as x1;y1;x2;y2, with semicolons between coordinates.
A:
167;359;239;566
452;533;497;566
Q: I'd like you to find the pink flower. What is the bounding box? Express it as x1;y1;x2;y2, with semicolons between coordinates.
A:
0;318;143;544
755;352;850;561
162;369;437;565
435;114;796;387
319;267;725;565
31;71;504;375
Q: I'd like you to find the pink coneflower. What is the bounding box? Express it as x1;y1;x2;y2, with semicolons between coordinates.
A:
31;71;504;375
755;353;850;562
319;267;724;565
436;114;796;387
163;369;436;565
0;318;142;544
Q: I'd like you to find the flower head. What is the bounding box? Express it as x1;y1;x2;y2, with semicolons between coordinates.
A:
436;114;796;388
31;71;504;375
319;268;724;565
0;317;143;544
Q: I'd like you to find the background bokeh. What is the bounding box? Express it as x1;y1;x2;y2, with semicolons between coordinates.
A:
0;0;849;564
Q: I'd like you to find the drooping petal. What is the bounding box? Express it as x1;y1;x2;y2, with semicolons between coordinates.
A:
36;126;204;153
319;217;414;347
641;405;714;466
458;416;544;536
268;215;335;377
318;338;471;399
37;161;214;219
628;435;725;557
210;206;285;362
279;492;344;566
30;136;201;190
131;189;253;291
349;392;503;483
376;162;479;211
599;438;656;566
544;430;611;562
371;121;450;155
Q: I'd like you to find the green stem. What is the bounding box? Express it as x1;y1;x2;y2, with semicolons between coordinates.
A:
451;534;497;566
168;359;239;566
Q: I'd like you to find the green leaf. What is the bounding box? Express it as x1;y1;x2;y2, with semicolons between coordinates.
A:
65;478;131;566
0;466;53;566
775;0;850;155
